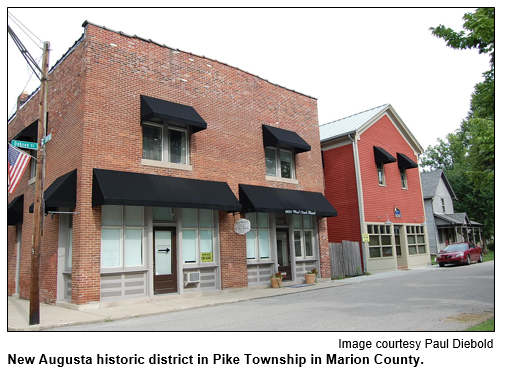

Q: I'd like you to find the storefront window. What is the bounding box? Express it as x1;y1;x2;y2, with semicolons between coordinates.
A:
246;213;271;261
367;224;393;258
182;209;216;264
407;225;426;254
101;206;144;269
293;214;315;258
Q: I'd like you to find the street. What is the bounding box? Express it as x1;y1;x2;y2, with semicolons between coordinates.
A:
49;261;494;331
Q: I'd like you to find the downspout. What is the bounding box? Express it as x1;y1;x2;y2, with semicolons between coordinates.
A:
349;134;368;273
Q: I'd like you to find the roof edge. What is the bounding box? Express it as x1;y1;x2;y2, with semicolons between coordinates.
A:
82;21;317;101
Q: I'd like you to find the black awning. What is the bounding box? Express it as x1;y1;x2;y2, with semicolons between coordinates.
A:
8;195;24;225
140;95;207;132
12;120;37;141
262;124;311;154
92;169;242;211
29;169;77;213
397;153;418;169
239;184;337;217
373;146;396;164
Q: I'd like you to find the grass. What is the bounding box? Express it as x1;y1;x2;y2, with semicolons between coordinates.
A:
483;250;495;262
465;318;494;331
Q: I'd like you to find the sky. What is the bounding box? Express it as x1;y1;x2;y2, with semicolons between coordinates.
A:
6;6;493;151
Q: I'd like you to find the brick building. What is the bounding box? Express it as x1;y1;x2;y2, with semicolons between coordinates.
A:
320;104;430;273
7;21;336;307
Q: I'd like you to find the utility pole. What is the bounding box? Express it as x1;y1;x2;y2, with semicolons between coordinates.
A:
29;41;50;326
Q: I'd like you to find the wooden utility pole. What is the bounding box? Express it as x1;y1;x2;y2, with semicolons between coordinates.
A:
29;41;50;326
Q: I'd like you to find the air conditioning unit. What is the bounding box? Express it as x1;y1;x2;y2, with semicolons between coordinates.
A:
184;271;200;287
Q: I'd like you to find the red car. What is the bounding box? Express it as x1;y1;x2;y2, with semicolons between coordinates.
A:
436;242;483;267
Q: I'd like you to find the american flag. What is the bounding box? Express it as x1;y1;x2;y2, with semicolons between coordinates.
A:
8;143;31;194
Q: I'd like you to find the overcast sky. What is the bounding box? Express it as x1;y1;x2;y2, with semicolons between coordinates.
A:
7;7;492;151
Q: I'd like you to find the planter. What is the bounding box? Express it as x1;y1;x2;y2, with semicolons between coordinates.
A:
271;277;280;288
305;273;316;284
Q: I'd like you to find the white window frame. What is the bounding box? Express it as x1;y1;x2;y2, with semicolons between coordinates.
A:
400;167;408;189
377;163;386;186
101;206;146;272
367;224;394;258
245;213;272;262
182;208;217;266
265;146;295;179
406;225;427;255
293;214;316;259
142;120;190;166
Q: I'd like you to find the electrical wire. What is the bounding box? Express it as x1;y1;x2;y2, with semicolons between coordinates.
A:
8;11;43;49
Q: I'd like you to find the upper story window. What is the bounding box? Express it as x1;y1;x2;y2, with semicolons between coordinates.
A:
262;124;311;181
377;163;386;186
142;121;189;165
265;147;295;179
400;167;408;189
441;198;446;213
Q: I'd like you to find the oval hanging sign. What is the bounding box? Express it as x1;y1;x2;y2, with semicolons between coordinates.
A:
234;218;251;235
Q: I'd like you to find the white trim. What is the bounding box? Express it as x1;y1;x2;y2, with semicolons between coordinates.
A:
141;158;193;171
265;175;299;184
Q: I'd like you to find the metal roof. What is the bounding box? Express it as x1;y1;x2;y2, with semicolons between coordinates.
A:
319;104;390;142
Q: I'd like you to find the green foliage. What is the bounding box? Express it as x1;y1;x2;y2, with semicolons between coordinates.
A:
422;8;494;243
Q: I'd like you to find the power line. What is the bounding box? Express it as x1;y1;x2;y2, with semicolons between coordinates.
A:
8;25;44;79
8;12;43;49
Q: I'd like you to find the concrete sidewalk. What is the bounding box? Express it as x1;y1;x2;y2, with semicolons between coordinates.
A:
8;267;436;331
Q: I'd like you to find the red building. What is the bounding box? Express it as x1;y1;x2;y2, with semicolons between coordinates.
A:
321;104;430;273
8;21;336;308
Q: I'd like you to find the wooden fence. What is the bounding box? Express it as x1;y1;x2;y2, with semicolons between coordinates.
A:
329;241;362;279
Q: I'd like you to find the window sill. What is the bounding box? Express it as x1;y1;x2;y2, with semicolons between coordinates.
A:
141;159;193;171
265;175;299;185
28;176;36;185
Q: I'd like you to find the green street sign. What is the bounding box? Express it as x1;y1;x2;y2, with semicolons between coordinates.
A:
11;140;38;150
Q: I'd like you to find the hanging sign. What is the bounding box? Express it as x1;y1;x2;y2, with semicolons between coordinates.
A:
394;207;401;218
234;218;251;235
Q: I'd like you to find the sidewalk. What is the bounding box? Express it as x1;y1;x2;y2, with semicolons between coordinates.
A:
8;267;435;331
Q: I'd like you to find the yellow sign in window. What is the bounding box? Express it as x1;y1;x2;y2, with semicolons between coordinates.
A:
362;233;370;243
201;252;213;263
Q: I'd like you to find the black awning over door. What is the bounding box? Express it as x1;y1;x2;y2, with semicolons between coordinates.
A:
397;153;418;169
8;195;24;225
140;95;207;132
373;146;397;164
239;184;337;217
92;169;242;211
29;169;77;213
262;125;311;154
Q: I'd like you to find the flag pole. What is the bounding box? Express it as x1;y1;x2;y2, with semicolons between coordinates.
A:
29;41;50;326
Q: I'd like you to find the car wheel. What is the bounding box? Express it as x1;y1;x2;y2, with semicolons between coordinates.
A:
466;255;471;265
439;263;445;267
478;253;483;263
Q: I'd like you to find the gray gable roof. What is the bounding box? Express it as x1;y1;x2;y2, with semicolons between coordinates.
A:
319;104;389;142
420;169;457;200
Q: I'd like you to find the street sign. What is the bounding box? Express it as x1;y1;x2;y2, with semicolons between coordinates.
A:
41;133;52;145
11;140;38;150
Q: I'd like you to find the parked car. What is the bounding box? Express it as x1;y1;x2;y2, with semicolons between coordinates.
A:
436;242;483;267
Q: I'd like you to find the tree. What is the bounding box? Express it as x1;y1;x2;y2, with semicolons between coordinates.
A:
422;8;494;244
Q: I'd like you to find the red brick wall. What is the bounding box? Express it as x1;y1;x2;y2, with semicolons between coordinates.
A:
323;143;361;245
358;115;425;223
8;23;329;303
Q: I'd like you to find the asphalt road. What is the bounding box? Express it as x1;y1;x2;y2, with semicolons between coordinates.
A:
50;261;494;331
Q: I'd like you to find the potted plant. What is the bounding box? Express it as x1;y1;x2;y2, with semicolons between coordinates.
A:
271;272;283;288
305;268;318;284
